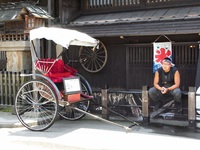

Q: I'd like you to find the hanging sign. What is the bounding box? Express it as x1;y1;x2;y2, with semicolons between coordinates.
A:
153;42;172;72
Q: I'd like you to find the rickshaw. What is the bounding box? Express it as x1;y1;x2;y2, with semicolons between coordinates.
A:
14;27;137;132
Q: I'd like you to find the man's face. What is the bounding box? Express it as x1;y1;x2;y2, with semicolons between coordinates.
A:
162;62;171;72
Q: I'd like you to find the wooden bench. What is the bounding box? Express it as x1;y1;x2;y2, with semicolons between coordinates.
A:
142;86;196;128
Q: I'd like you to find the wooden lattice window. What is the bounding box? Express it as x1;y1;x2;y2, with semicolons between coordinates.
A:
27;17;35;29
128;44;153;65
25;15;45;30
172;43;199;65
147;0;173;3
87;0;140;8
127;43;199;66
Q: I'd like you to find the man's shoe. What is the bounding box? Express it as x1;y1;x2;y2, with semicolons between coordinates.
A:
175;102;182;114
153;102;163;111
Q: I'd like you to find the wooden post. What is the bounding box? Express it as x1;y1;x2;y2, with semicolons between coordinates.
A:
188;86;196;128
142;86;150;124
102;85;109;120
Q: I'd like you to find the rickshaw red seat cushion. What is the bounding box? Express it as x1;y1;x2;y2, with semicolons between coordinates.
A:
49;59;65;73
36;59;77;83
45;72;72;83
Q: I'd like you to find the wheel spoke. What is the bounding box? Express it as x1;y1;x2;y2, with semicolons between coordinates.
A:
79;41;107;73
15;80;58;131
58;74;91;120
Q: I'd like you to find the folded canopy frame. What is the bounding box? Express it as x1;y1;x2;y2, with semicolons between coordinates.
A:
29;27;99;62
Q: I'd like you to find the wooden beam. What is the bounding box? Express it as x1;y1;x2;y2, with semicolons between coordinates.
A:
188;86;196;128
142;85;150;124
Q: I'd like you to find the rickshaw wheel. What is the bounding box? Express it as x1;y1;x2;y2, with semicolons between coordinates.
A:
58;74;92;120
79;41;108;73
15;80;58;131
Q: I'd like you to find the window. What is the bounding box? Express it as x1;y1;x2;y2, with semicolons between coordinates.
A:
25;16;45;29
25;16;35;29
88;0;140;7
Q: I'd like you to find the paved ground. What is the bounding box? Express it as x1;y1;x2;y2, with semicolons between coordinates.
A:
1;111;200;150
0;111;200;134
0;111;23;128
1;118;200;150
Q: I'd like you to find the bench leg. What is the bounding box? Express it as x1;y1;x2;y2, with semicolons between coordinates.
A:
142;86;150;125
102;88;109;120
188;87;196;128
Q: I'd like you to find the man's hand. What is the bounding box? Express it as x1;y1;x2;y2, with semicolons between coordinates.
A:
161;87;168;94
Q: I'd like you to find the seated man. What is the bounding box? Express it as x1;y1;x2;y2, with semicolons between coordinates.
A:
148;57;182;113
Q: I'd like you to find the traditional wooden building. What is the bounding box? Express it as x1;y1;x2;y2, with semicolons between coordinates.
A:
48;0;200;92
1;0;199;91
0;0;199;120
0;1;52;71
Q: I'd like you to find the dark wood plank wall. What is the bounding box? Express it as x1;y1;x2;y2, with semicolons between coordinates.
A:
126;44;153;90
126;42;198;91
66;0;200;91
1;0;198;91
66;44;127;90
69;39;198;91
173;43;198;91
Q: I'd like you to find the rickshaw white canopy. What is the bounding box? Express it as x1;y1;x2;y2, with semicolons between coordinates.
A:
30;27;98;48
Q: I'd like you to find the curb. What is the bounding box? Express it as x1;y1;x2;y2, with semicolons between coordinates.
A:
0;122;23;128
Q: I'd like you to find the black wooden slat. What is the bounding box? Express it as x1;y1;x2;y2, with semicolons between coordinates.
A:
0;71;3;105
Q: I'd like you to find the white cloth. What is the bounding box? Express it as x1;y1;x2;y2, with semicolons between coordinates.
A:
30;27;98;48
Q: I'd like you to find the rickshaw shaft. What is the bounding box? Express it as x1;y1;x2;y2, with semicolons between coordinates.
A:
69;106;132;132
